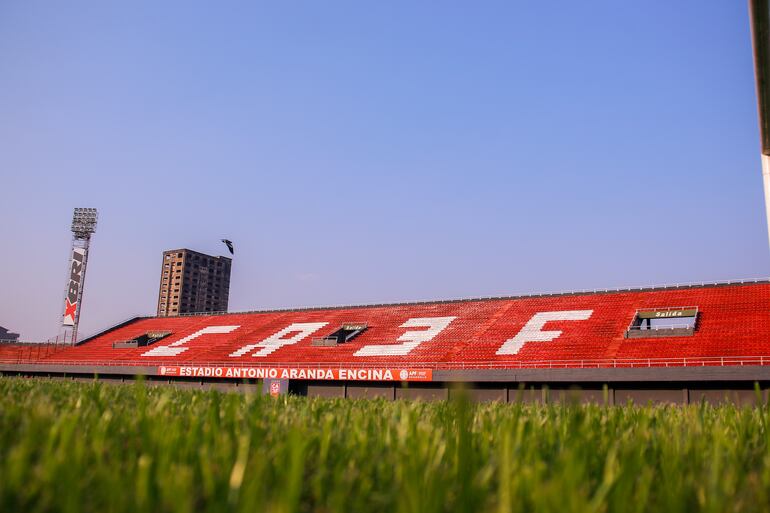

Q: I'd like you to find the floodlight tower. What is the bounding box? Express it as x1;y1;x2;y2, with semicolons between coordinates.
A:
61;208;98;344
749;0;770;250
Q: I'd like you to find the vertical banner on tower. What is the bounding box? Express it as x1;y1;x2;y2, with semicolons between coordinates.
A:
62;248;86;327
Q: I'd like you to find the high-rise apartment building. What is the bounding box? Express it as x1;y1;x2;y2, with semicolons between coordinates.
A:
157;249;232;317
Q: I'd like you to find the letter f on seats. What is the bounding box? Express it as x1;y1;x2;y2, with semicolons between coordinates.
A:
496;310;592;355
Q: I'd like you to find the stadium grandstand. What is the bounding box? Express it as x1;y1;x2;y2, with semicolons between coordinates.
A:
2;279;770;404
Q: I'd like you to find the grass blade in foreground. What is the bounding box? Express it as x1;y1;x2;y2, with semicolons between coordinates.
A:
1;378;769;513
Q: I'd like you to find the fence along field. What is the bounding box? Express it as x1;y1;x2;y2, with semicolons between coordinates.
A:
1;378;770;513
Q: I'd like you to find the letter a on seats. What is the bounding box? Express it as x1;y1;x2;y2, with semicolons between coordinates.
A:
496;310;592;355
142;325;240;357
229;322;328;357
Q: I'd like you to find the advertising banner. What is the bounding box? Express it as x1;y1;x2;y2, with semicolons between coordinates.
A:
157;366;433;382
62;248;86;326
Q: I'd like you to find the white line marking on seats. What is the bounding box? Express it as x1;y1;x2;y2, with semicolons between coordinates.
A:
354;317;456;357
229;322;329;357
142;325;240;357
496;310;592;355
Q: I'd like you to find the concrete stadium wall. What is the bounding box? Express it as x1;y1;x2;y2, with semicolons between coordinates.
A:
293;382;768;405
2;364;769;405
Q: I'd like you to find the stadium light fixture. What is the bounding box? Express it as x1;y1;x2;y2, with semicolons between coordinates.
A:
70;208;98;240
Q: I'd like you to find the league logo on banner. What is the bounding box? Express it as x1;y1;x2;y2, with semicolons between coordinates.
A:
63;248;86;326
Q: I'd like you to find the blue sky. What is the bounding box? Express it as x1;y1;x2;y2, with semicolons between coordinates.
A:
0;1;766;340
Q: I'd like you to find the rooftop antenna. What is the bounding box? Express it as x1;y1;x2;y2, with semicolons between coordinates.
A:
61;208;98;344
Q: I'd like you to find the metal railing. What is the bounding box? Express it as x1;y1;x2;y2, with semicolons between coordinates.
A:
0;343;71;363
138;278;770;319
1;355;769;370
0;328;78;363
0;332;76;346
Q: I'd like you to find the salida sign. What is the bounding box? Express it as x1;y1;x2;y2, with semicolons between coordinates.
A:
62;248;86;326
157;366;433;382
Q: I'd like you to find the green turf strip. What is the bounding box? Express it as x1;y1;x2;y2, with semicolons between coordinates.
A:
1;377;769;513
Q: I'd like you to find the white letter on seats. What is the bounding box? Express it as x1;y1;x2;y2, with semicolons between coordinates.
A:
496;310;592;355
141;325;240;357
229;322;328;357
354;316;456;357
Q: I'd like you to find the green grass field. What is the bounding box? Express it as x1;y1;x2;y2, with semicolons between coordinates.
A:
1;378;770;513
